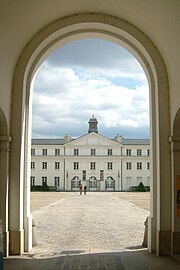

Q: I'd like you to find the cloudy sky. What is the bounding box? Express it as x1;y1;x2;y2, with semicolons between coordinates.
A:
32;38;150;139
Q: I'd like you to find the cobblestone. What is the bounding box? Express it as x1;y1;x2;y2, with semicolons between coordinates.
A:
4;193;180;269
31;192;149;254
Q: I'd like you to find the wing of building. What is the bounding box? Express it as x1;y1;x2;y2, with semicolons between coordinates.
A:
31;116;150;191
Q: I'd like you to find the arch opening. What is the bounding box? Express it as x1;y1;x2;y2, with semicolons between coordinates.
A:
8;13;171;256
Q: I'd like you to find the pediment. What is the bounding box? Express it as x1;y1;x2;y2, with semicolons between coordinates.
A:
66;132;121;147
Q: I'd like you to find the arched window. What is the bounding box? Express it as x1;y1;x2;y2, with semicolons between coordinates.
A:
89;176;97;190
71;176;81;190
106;176;115;190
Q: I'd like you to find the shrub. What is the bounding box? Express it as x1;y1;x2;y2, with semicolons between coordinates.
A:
136;182;147;192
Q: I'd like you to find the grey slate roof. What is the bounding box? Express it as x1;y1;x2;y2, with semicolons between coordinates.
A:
121;139;150;145
32;137;150;145
32;138;66;145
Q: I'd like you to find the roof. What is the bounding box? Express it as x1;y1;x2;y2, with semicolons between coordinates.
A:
32;138;66;145
32;137;150;146
121;139;150;145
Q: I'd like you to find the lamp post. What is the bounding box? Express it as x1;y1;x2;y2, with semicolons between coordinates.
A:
66;170;68;190
118;170;120;191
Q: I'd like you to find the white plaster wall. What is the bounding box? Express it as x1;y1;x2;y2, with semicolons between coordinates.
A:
122;145;150;156
31;140;150;191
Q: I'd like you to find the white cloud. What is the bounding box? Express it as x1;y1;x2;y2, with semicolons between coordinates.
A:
32;39;149;138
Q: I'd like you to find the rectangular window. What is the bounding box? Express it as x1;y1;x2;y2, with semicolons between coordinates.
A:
91;149;96;156
42;149;47;156
108;149;112;156
55;162;60;170
55;149;60;156
82;170;86;181
126;149;131;156
126;162;132;170
42;162;47;170
137;162;142;170
137;149;142;156
31;148;35;156
42;176;47;185
31;176;35;186
147;149;150;156
31;161;35;170
100;170;104;181
54;177;60;187
107;162;113;170
90;162;96;170
126;177;132;182
74;162;79;170
74;149;79;156
147;162;150;170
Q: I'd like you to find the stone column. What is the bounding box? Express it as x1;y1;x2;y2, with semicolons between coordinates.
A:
170;135;180;254
0;136;11;257
9;132;24;255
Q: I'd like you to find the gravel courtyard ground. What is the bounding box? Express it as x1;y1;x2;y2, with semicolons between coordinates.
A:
30;192;150;254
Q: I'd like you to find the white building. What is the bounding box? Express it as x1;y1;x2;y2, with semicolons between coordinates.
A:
31;116;150;191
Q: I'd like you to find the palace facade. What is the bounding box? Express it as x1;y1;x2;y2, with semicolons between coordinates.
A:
31;116;150;191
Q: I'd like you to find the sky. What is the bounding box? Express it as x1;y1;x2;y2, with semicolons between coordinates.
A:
32;38;150;139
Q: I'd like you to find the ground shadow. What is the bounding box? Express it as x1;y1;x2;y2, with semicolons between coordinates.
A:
4;248;180;270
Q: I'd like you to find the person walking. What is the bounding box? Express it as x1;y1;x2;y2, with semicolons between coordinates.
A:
84;185;87;195
79;184;83;195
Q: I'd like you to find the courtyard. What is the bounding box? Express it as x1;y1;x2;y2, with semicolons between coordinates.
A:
30;192;150;253
4;192;180;270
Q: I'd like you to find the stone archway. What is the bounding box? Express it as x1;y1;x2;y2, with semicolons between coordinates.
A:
170;108;180;253
0;107;11;257
8;13;171;256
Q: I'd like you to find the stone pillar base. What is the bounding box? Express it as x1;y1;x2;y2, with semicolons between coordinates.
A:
172;232;180;254
148;215;156;253
24;215;32;252
9;229;24;255
156;230;171;256
3;231;9;257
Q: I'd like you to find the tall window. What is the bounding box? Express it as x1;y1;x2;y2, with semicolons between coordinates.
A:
42;162;47;170
55;149;60;156
126;162;132;170
126;149;131;156
137;149;142;156
55;162;60;170
108;149;112;156
31;162;35;170
31;148;35;156
42;149;47;156
42;176;47;185
31;176;35;186
100;170;104;181
91;149;96;156
54;177;60;187
147;149;150;156
90;162;96;170
147;162;150;170
74;149;79;156
137;162;142;170
107;162;113;170
74;162;79;170
82;170;86;181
